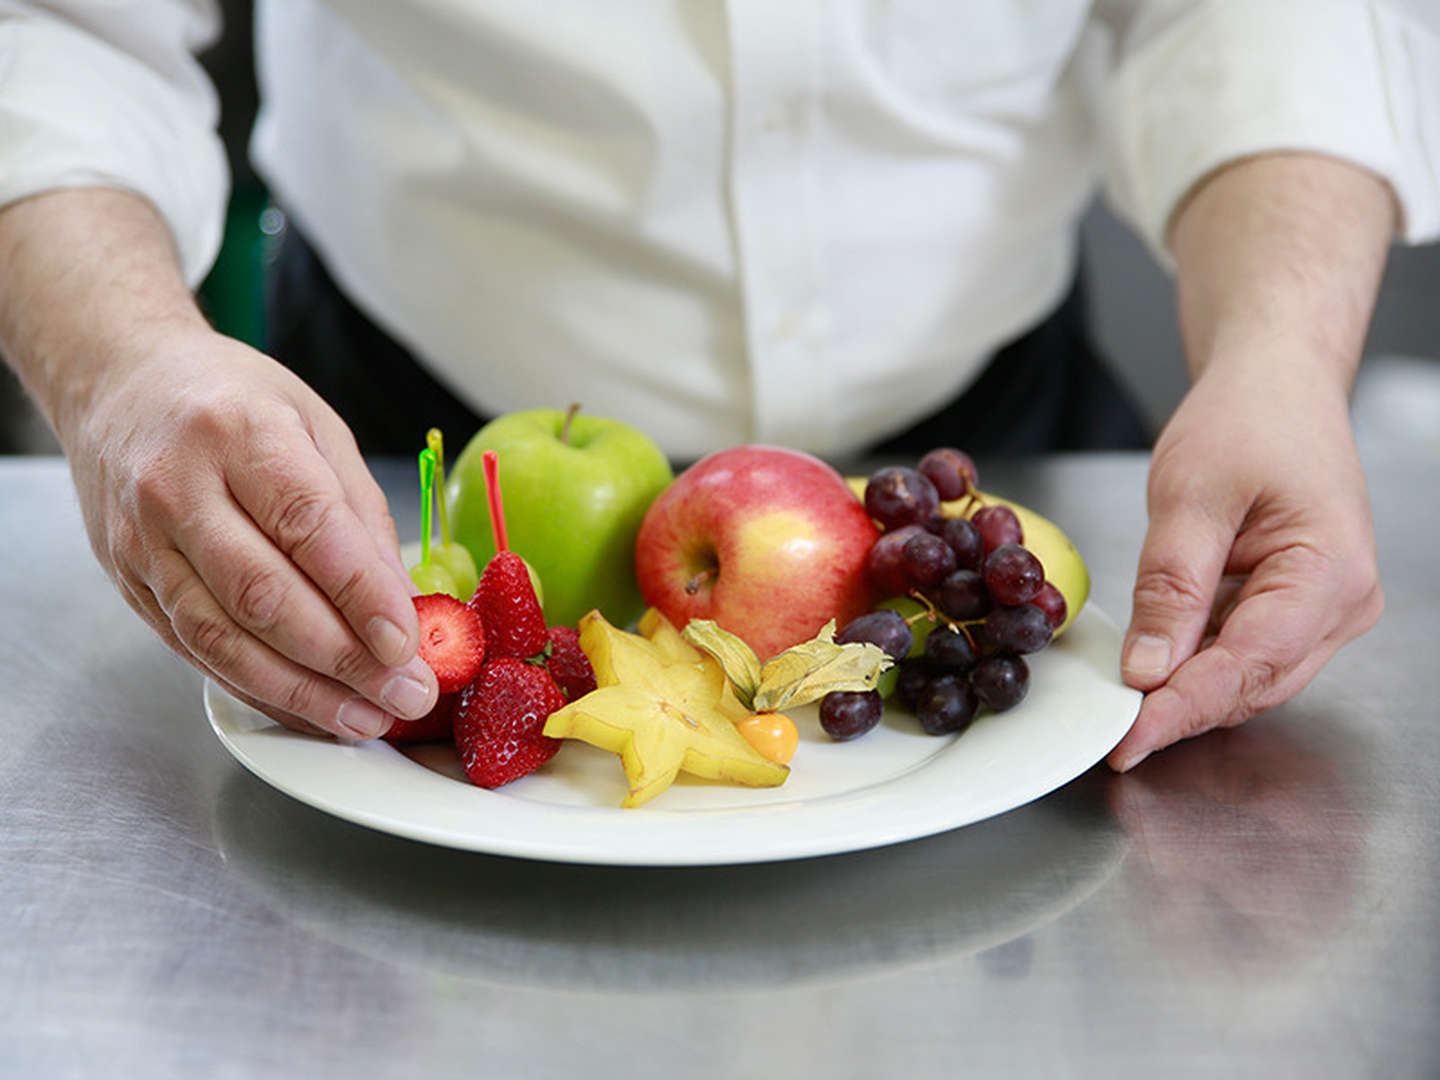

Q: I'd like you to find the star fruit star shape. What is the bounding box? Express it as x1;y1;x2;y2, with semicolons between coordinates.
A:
542;610;789;808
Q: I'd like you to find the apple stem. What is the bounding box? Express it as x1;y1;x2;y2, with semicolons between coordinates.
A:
417;447;437;567
426;427;451;545
684;568;715;595
559;402;581;446
482;449;509;553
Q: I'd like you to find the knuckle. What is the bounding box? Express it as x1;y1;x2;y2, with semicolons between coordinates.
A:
1222;644;1287;722
329;566;369;615
1133;564;1210;615
1360;582;1385;633
177;603;243;673
276;676;319;721
129;456;185;522
178;393;248;444
329;639;376;685
269;488;338;557
231;566;290;633
1340;554;1381;609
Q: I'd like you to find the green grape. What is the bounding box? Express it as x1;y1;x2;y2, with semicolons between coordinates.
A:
432;541;479;602
875;665;900;700
410;561;460;598
523;557;545;609
876;594;932;658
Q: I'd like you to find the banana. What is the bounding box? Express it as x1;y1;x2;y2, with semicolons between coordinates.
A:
845;477;1089;638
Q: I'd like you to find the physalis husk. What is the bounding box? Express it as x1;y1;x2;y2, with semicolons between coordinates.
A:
681;619;891;713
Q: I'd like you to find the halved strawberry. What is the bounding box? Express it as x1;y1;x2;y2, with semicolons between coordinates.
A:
413;593;487;693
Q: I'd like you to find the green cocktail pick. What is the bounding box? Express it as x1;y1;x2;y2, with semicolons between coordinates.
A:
410;446;459;597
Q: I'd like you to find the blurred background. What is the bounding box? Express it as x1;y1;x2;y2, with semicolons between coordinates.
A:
3;1;1437;456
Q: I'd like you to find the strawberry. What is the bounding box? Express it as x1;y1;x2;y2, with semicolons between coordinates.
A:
454;657;566;788
413;593;487;693
384;690;460;744
545;625;596;701
470;550;549;660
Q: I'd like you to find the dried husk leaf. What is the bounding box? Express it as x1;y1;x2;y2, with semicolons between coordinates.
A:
681;620;763;710
752;621;892;712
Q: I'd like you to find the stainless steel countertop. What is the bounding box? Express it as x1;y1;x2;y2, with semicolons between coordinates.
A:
3;452;1437;1078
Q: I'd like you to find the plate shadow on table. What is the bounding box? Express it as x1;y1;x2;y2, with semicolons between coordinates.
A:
212;764;1129;994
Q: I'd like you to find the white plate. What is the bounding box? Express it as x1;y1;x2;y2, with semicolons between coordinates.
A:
205;603;1140;866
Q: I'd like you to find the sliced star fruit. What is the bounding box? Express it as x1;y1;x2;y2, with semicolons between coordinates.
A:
542;611;789;808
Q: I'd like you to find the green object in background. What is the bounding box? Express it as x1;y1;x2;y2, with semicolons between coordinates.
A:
196;184;274;348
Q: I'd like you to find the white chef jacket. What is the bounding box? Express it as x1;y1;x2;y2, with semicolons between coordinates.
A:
2;2;1438;459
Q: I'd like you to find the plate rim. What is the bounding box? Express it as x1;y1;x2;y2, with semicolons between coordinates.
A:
205;605;1140;866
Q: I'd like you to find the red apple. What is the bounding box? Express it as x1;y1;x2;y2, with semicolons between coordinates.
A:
634;445;880;660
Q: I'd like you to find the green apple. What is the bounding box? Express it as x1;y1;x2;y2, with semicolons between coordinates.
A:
447;405;673;628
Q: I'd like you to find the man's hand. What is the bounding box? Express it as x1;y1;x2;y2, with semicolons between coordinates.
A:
1109;153;1394;770
1108;359;1382;770
73;327;439;739
0;188;437;739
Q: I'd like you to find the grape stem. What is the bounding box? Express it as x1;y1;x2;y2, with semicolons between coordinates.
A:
905;590;956;629
906;589;981;650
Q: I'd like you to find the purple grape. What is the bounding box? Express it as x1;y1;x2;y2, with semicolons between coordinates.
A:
895;660;934;711
864;467;941;531
972;505;1023;554
923;625;977;672
937;569;992;621
837;609;913;662
936;517;985;571
865;524;926;598
902;531;958;589
983;543;1044;606
1031;582;1067;630
820;690;884;741
917;448;978;501
915;674;979;735
971;654;1029;711
984;604;1052;654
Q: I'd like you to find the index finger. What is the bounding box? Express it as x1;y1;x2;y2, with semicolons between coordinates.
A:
225;437;420;668
309;410;413;587
1107;551;1347;771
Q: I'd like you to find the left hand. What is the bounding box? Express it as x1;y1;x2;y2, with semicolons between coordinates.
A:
1107;355;1384;771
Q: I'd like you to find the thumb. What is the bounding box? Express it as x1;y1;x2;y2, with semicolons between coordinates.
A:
1122;501;1233;693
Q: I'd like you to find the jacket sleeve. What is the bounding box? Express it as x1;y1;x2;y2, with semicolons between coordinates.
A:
1095;0;1440;261
0;1;229;286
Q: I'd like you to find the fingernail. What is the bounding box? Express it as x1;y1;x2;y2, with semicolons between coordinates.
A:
380;673;434;718
1114;749;1151;773
336;696;391;739
367;616;410;666
1124;634;1172;678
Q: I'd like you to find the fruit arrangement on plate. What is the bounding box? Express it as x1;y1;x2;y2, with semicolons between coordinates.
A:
397;408;1089;809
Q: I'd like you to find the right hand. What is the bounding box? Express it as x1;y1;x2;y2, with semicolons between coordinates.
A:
65;324;438;739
